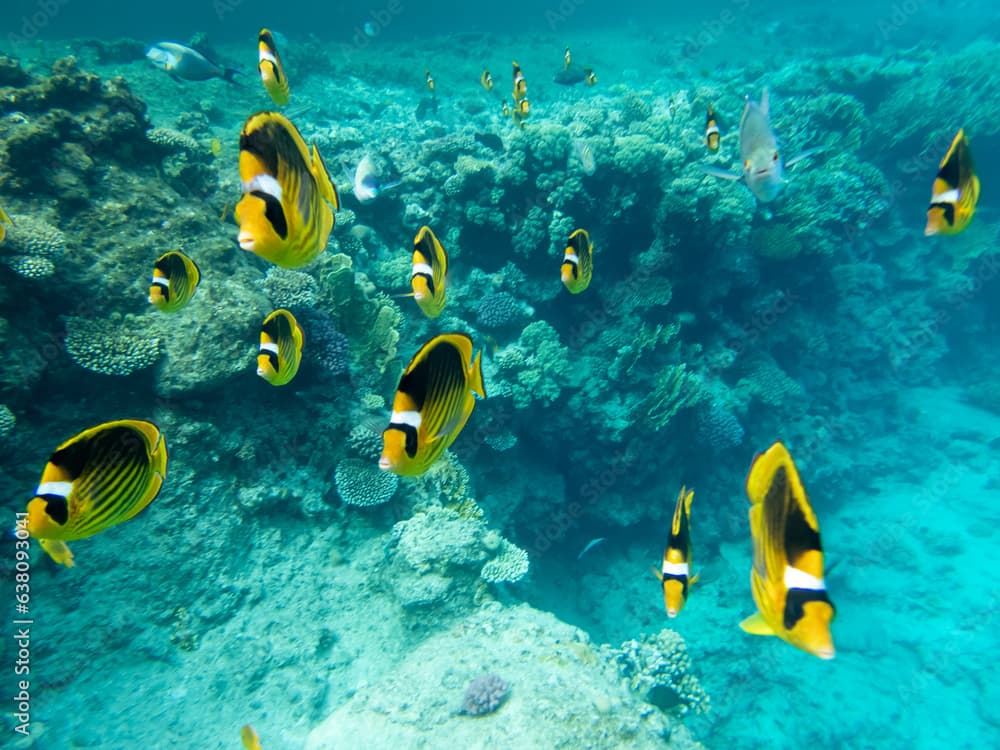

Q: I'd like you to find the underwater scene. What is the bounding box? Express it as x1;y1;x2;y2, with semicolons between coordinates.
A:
1;1;999;748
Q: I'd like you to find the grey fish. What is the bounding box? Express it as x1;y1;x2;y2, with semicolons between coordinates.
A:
577;537;606;560
146;42;239;83
553;63;592;86
701;87;822;203
474;132;504;153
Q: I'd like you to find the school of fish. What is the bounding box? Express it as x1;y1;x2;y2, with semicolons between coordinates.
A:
11;36;984;744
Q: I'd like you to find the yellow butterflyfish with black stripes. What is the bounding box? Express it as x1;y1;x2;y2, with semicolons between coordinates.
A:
26;420;168;567
235;111;340;268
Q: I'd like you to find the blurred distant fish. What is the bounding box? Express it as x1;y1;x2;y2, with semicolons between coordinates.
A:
925;128;979;236
501;99;510;118
257;28;290;106
704;104;721;152
26;420;167;568
257;309;304;386
425;69;436;96
345;155;401;204
553;64;597;86
577;537;605;560
148;250;200;312
474;132;504;152
480;68;494;91
741;441;836;660
564;46;572;68
363;21;378;38
0;205;12;243
572;140;596;175
241;724;262;750
653;486;698;618
701;88;822;203
561;228;593;294
146;42;239;83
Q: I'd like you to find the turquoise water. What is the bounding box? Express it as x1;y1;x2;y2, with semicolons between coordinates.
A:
1;4;999;749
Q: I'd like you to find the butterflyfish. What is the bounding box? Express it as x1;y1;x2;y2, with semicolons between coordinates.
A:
241;724;262;750
502;99;510;118
561;228;593;294
379;333;486;476
740;441;835;660
409;225;448;318
257;28;290;106
925;128;979;236
235;111;340;268
25;419;168;568
480;69;493;91
257;309;304;386
564;47;572;68
701;88;822;203
705;104;721;152
425;69;435;95
512;61;527;102
0;205;12;243
653;486;698;618
146;42;239;83
148;250;201;312
584;68;597;86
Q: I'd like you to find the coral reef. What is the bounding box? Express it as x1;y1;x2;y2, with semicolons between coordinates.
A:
0;214;66;279
335;458;399;507
64;314;161;376
607;629;711;716
0;404;15;439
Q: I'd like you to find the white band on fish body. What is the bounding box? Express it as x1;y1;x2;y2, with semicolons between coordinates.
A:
932;188;960;203
390;410;422;429
662;561;689;577
259;50;277;64
245;174;283;201
152;277;169;287
784;565;825;591
706;125;720;135
411;262;433;278
36;481;73;498
564;252;579;264
259;342;279;355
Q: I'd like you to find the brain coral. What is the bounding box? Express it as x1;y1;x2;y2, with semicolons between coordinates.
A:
64;315;161;376
460;674;510;716
335;458;398;507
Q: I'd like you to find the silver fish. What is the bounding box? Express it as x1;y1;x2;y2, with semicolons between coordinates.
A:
701;87;821;203
572;140;596;176
344;155;400;204
146;42;238;83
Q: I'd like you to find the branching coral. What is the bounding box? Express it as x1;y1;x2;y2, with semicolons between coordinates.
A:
633;363;703;431
607;629;711;716
491;321;569;408
0;215;66;279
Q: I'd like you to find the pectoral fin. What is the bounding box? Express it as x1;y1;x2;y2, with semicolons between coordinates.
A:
39;538;75;568
690;572;701;586
739;612;775;636
785;146;826;168
650;565;664;582
700;165;742;181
